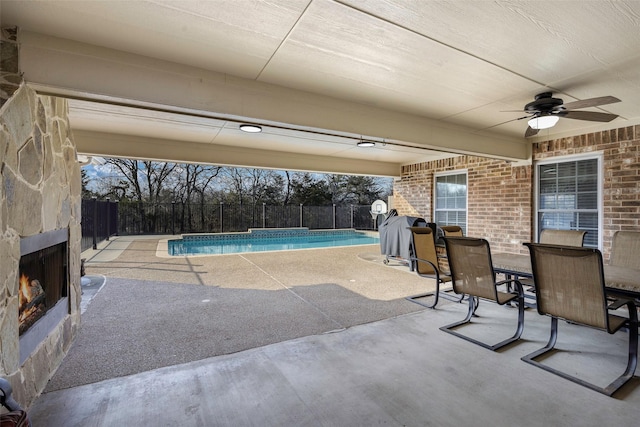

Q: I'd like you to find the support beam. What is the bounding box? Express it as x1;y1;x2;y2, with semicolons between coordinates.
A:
73;130;402;177
20;31;530;162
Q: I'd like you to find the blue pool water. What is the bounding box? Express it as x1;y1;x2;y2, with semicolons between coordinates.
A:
168;229;379;256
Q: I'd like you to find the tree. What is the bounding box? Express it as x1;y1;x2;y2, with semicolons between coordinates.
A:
290;172;332;205
344;175;386;204
173;164;223;231
80;169;95;199
104;158;177;232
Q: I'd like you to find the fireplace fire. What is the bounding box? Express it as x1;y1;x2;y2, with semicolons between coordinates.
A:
18;229;69;337
18;272;47;334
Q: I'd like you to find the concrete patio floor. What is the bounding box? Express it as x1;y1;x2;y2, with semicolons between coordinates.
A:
28;236;640;426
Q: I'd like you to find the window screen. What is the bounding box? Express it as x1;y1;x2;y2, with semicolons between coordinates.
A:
537;157;599;248
434;172;467;234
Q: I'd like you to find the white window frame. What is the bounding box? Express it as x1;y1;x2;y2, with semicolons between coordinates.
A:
433;170;468;233
534;152;603;249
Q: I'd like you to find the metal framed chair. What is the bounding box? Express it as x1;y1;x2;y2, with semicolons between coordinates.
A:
522;243;638;396
405;227;463;309
0;378;31;427
519;229;587;295
607;230;640;304
440;236;525;351
440;225;463;237
610;230;640;269
538;229;586;246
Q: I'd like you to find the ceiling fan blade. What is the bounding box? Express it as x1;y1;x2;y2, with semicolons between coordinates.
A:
525;126;539;138
562;110;618;122
483;114;533;131
562;96;620;110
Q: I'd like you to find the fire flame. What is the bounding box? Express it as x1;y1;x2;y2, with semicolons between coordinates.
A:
18;273;45;324
19;273;32;306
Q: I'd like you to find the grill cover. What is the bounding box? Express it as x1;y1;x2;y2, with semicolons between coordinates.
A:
379;212;427;261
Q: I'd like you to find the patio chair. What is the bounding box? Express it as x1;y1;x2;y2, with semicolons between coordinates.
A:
0;378;31;426
538;229;586;246
440;225;463;237
610;230;640;269
522;243;638;396
405;227;463;309
520;229;587;290
440;236;525;351
607;230;640;304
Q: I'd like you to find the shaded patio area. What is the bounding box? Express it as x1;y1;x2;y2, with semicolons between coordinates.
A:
29;237;640;426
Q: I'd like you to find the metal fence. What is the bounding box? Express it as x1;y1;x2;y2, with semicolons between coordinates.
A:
81;198;119;252
82;200;379;249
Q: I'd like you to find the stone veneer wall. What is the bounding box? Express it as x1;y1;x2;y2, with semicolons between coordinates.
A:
0;84;82;407
394;124;640;257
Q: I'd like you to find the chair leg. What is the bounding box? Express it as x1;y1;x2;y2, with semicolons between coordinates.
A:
522;315;638;396
406;281;464;309
440;293;524;351
406;281;441;309
604;308;638;395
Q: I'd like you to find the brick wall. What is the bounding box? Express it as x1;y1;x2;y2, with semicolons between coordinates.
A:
533;125;640;260
394;124;640;258
395;156;531;253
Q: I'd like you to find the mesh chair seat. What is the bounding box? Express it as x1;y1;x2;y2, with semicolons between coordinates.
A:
496;290;519;305
607;314;628;333
522;243;638;396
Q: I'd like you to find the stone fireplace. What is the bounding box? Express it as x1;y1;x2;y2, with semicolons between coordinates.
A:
0;82;82;407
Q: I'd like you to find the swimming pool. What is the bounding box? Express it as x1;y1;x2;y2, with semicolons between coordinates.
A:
168;228;379;256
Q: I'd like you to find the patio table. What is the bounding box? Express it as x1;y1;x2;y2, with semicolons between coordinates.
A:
492;252;640;300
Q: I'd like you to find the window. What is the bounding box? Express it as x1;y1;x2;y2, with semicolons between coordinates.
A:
536;154;602;248
434;171;467;234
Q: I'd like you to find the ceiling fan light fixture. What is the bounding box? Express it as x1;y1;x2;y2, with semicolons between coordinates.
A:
357;140;375;148
239;124;262;133
527;115;559;130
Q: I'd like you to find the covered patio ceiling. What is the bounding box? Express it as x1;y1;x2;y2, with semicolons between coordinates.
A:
3;1;640;176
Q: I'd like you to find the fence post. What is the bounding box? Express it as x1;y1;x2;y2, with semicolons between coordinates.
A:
220;202;224;233
262;203;266;228
92;197;98;250
171;201;176;235
105;197;110;240
350;205;354;229
115;201;119;236
299;204;303;228
333;204;336;229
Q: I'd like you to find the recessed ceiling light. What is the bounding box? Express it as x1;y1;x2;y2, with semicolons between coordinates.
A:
357;140;375;148
239;124;262;133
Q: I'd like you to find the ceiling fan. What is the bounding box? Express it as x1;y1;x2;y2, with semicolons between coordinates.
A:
509;92;621;137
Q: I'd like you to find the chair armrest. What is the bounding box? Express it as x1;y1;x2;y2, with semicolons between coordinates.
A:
410;257;447;281
495;278;524;295
410;257;438;270
607;298;631;311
